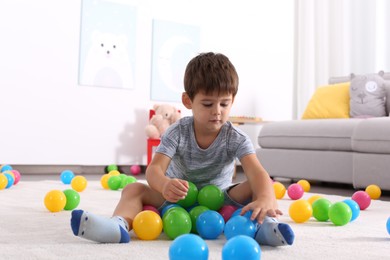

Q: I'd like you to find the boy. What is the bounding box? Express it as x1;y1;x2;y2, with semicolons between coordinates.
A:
71;52;294;246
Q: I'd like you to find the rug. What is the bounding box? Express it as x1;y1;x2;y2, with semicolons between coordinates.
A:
1;179;389;260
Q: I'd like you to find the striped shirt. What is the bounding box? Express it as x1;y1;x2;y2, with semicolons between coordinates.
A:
156;116;255;190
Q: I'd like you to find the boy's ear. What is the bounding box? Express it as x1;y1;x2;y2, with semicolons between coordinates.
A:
182;92;192;109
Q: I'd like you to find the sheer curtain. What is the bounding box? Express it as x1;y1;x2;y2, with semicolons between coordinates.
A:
293;0;390;119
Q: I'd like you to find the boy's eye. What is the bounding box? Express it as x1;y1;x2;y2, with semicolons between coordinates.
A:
203;104;212;107
221;103;229;107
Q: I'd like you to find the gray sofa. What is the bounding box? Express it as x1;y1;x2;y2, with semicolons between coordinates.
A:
256;74;390;191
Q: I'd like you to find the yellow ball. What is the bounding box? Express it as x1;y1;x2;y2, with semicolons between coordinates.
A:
297;179;311;192
289;199;313;223
44;190;66;212
365;184;381;200
273;181;286;199
307;194;323;205
100;174;110;189
0;174;8;190
71;175;88;192
133;210;163;240
108;170;121;176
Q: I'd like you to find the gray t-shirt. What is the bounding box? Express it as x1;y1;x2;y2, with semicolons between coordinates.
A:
156;116;255;190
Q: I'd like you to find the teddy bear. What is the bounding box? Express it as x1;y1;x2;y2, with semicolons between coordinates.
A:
145;104;181;139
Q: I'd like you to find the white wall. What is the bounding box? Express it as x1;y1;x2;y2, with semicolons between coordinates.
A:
0;0;294;165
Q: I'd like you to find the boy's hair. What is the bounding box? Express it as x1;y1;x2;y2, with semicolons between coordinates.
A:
183;52;239;100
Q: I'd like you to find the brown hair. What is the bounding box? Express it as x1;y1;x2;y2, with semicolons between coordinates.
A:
183;52;239;100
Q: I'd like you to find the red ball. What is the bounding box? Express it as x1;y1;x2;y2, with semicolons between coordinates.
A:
351;190;371;210
218;205;238;223
287;183;304;200
130;165;141;175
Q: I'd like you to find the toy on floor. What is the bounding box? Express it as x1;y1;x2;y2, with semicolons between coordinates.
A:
328;202;352;226
224;215;256;240
106;164;118;172
177;181;198;208
297;179;311;192
130;165;141;175
387;217;390;235
343;199;360;222
189;205;209;233
107;175;121;190
287;183;304;200
312;198;332;222
289;199;313;223
197;185;224;210
44;190;67;212
351;190;371;210
142;205;160;215
63;189;80;210
0;164;22;190
0;174;8;190
162;207;192;240
133;210;163;240
71;175;88;192
218;205;238;223
60;170;75;184
273;181;286;199
169;234;209;260
307;194;323;205
196;210;225;239
365;184;381;200
222;235;261;260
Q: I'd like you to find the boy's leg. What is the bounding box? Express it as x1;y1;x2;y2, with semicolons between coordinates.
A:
71;182;164;243
255;216;295;246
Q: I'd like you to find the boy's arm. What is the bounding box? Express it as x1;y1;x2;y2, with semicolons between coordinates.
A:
145;153;188;202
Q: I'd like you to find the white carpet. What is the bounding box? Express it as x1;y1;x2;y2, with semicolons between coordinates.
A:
1;179;389;260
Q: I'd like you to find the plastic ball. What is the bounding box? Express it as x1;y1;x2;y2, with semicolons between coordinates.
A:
197;185;224;211
143;205;160;215
177;182;198;208
0;174;8;190
351;190;371;210
289;199;313;223
120;175;137;189
130;165;141;175
100;174;110;189
196;210;225;239
387;217;390;235
162;207;192;240
60;170;75;184
224;215;256;240
11;169;21;185
133;210;163;240
169;234;209;260
107;175;121;190
307;194;323;205
63;189;80;210
312;198;332;222
365;184;381;200
273;181;286;199
4;173;14;189
161;204;181;218
0;164;13;172
44;190;66;212
328;202;352;226
106;164;118;172
222;235;261;260
189;205;209;233
287;183;304;200
108;170;121;176
218;205;238;223
71;175;88;192
297;179;311;192
343;199;360;222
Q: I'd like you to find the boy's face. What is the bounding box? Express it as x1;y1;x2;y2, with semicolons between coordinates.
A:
183;91;234;133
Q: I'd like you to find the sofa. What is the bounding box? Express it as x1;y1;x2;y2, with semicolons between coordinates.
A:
256;73;390;191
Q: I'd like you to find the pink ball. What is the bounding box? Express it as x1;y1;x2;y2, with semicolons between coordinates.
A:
351;190;371;210
11;170;21;185
218;205;238;222
142;205;160;215
287;183;304;200
130;165;141;175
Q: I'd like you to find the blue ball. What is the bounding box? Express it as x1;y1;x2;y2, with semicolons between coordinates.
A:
196;210;225;239
60;170;75;184
222;235;261;260
1;164;13;172
224;215;257;240
4;173;14;188
161;204;181;218
169;234;209;260
387;217;390;235
343;199;360;221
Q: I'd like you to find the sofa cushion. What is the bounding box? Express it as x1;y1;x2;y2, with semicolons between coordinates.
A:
352;117;390;153
258;119;364;151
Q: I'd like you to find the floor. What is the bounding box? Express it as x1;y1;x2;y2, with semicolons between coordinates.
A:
22;169;390;201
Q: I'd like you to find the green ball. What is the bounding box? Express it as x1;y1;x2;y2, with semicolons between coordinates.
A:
107;176;121;190
120;176;137;189
328;202;352;226
162;207;192;240
177;182;198;208
106;164;118;172
63;189;80;210
197;185;224;211
189;205;209;233
312;198;332;222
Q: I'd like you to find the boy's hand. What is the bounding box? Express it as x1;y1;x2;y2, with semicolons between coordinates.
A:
240;200;283;224
162;178;189;203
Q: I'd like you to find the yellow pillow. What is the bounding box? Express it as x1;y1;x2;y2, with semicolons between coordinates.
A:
301;82;350;119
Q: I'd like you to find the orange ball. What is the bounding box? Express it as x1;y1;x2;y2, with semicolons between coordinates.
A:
307;194;323;205
289;199;313;223
44;190;66;212
71;175;88;192
100;174;110;189
273;181;286;199
133;210;163;240
297;179;311;192
365;184;381;200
